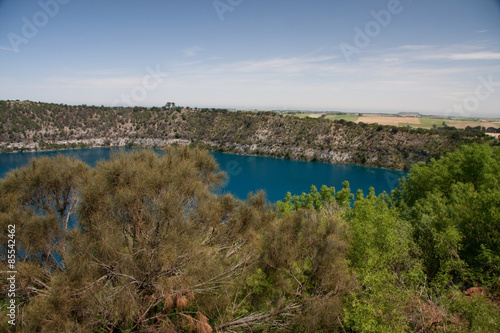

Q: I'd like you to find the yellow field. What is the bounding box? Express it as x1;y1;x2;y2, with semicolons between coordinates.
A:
292;112;500;130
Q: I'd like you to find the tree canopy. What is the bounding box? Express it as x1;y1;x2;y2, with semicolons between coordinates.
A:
0;143;499;332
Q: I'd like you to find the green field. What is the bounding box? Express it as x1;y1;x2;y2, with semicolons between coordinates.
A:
399;117;500;129
293;113;324;119
324;114;359;122
398;117;448;129
289;112;499;130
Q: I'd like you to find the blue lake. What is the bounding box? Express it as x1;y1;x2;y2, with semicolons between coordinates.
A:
0;148;406;202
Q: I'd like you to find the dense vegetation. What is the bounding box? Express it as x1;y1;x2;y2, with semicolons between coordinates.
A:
1;143;498;332
1;100;497;169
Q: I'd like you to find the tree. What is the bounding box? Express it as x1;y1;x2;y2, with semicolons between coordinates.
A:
0;147;355;332
400;143;500;289
343;188;423;333
0;155;89;271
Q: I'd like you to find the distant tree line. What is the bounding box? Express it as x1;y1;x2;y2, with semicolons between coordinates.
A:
0;100;498;170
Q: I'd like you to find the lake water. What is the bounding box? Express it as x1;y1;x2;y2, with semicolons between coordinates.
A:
0;148;406;202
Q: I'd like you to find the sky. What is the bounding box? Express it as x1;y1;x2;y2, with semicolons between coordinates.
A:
0;0;499;117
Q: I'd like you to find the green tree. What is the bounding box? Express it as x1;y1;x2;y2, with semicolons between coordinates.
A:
401;144;500;289
0;155;90;271
343;189;423;333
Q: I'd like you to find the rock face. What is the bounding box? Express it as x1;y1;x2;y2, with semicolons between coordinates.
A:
0;100;494;169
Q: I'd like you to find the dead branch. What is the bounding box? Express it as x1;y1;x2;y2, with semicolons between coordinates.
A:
214;303;301;331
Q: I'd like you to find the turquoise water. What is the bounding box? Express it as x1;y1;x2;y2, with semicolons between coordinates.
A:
0;148;406;202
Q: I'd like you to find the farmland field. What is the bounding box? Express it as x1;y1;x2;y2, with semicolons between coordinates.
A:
293;113;324;119
325;114;359;122
359;116;420;126
291;112;500;129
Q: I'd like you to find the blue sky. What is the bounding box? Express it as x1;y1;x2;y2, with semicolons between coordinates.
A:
0;0;499;116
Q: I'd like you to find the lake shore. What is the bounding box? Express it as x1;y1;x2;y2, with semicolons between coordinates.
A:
0;137;396;170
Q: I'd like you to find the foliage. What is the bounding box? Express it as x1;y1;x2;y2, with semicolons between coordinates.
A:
400;144;500;289
343;189;424;333
0;144;499;332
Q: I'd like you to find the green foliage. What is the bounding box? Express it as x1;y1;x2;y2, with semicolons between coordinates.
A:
256;205;354;332
1;143;499;332
275;183;350;214
402;144;500;289
403;143;500;206
0;156;90;271
343;189;424;333
441;289;500;332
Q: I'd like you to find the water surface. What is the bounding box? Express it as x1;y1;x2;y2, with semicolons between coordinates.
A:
0;148;406;202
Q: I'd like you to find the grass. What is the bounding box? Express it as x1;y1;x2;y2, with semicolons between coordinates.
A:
290;112;498;130
399;117;497;129
325;114;359;122
293;113;324;119
399;122;420;128
417;117;445;128
292;114;310;118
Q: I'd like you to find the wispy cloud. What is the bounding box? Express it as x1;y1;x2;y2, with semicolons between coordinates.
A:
0;45;15;52
399;45;434;51
449;52;500;60
397;43;500;61
17;41;498;115
46;68;146;87
183;46;203;57
49;75;143;87
208;55;337;75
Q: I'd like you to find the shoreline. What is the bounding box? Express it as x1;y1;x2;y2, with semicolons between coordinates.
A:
0;140;411;172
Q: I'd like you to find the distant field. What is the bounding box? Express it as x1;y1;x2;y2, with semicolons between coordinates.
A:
408;118;500;130
291;112;500;129
325;114;359;122
293;113;324;119
359;116;420;127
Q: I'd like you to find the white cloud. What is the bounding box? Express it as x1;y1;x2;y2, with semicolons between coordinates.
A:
6;42;498;116
398;45;434;50
0;45;15;52
396;43;500;62
183;46;203;57
49;76;143;87
209;55;337;75
449;52;500;60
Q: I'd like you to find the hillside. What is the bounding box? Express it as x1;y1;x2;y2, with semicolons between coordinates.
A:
0;100;496;169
